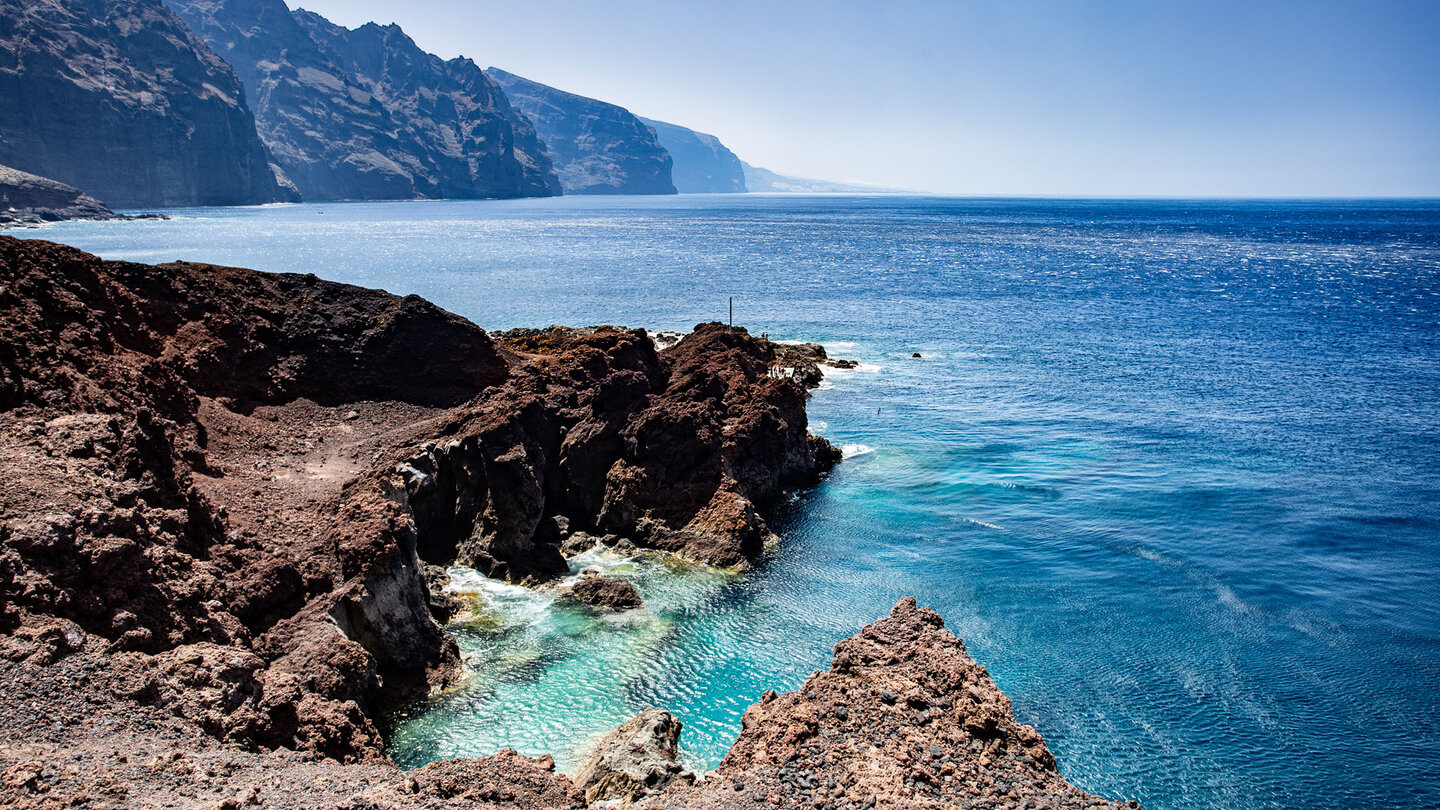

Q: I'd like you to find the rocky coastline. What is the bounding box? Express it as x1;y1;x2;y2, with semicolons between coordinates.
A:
0;236;1128;809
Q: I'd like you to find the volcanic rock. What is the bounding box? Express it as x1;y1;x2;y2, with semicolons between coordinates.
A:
650;598;1134;809
0;0;289;208
573;708;694;804
0;236;1125;810
487;68;677;195
566;576;643;611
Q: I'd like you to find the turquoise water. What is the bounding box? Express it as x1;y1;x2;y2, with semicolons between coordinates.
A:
23;196;1440;808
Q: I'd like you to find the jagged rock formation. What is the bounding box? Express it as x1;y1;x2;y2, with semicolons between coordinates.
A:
0;0;289;208
639;118;747;193
486;69;676;195
573;708;694;804
400;324;839;581
0;238;1124;810
165;0;560;201
0;236;828;761
651;598;1134;810
0;165;120;227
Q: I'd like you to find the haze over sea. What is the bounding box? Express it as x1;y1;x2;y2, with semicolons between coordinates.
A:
27;195;1440;809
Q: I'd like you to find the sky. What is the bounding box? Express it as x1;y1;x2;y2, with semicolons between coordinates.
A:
286;0;1440;197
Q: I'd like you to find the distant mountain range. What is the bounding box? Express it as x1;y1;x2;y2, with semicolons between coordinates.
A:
742;162;912;194
0;0;897;212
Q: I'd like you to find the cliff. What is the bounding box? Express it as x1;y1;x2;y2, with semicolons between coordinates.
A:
486;68;677;195
639;117;747;193
165;0;561;201
0;165;121;227
0;0;289;208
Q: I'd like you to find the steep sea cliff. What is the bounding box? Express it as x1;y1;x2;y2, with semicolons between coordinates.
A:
0;0;288;208
487;68;677;196
165;0;560;201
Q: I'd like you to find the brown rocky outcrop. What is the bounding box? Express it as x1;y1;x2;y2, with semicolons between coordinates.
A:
651;598;1133;810
566;575;644;611
0;235;832;763
0;236;1124;809
393;323;839;581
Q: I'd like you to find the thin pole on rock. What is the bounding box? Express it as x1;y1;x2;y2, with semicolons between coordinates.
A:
729;297;733;326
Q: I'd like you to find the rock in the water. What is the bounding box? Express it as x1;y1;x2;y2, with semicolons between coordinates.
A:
639;118;747;193
487;68;677;196
0;165;121;227
567;576;643;611
574;708;694;804
166;0;561;201
0;0;289;208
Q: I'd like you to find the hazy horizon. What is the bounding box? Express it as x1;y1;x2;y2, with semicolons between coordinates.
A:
286;0;1440;197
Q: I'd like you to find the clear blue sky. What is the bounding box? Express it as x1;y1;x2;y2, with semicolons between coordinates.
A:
288;0;1440;196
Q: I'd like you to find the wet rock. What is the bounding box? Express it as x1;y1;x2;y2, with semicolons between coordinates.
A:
566;576;643;612
573;708;695;803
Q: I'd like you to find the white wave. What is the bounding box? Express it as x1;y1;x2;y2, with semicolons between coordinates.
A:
958;517;1004;531
446;566;554;625
841;443;876;457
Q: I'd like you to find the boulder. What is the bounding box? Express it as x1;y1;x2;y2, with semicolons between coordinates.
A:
567;576;643;612
573;708;694;804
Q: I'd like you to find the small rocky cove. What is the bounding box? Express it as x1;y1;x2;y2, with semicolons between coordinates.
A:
0;236;1130;809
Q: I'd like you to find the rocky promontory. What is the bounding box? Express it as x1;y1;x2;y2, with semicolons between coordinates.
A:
0;236;1125;809
639;117;748;193
0;166;122;227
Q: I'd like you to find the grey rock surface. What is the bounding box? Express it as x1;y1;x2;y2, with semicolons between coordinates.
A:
166;0;560;201
487;68;676;196
639;117;747;193
573;708;694;804
0;0;289;208
0;165;120;227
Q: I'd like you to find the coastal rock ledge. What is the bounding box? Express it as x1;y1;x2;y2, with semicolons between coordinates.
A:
0;236;1129;809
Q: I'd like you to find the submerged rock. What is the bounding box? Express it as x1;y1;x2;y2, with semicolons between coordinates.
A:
574;708;695;804
566;576;643;612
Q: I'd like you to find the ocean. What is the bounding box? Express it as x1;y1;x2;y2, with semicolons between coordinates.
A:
24;195;1440;809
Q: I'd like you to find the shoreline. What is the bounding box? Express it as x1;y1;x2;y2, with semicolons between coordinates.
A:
0;236;1130;808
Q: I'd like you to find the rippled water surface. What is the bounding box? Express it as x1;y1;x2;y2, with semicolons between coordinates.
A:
26;196;1440;809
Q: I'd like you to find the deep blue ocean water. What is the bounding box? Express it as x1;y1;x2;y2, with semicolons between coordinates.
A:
23;195;1440;809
